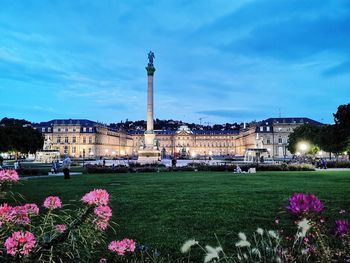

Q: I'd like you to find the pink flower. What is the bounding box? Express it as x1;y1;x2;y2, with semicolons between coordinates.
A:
24;203;39;215
55;224;67;233
287;193;324;216
12;206;30;225
0;203;14;226
99;258;107;263
4;231;36;257
81;189;109;206
0;170;19;183
93;205;112;230
335;219;350;237
43;196;62;209
275;218;280;224
108;238;136;256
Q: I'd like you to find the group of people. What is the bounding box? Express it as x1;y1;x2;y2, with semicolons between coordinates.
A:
51;155;72;179
316;158;328;169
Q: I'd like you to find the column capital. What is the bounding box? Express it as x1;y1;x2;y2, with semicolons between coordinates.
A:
146;64;156;76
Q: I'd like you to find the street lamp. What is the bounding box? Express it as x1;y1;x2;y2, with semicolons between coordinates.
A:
82;149;85;167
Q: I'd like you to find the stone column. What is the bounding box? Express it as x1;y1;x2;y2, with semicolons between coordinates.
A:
146;65;156;132
144;63;156;146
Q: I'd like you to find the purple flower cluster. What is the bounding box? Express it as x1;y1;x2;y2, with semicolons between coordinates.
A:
335;219;350;237
287;193;324;216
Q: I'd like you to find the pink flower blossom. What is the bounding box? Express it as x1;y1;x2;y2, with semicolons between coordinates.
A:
0;203;14;226
12;206;30;225
0;170;19;183
55;224;67;233
43;196;62;209
108;238;136;256
335;219;350;237
81;189;109;206
93;205;112;230
4;231;36;257
287;193;324;216
24;203;39;215
99;258;107;263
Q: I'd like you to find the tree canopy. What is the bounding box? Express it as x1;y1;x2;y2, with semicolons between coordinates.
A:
0;118;43;154
287;103;350;156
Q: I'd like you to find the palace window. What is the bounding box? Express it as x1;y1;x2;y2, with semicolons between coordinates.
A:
73;128;76;132
266;127;270;132
41;127;45;132
72;137;76;143
278;138;282;144
83;137;86;144
57;137;61;143
260;127;264;131
58;128;61;132
89;137;92;144
72;146;76;153
48;128;51;132
65;137;69;143
89;127;93;132
65;128;68;132
83;127;87;132
267;139;271;144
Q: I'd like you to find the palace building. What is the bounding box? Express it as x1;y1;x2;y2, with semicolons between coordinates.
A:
35;117;323;159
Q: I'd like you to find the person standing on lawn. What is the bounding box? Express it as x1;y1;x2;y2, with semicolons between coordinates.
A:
62;155;72;179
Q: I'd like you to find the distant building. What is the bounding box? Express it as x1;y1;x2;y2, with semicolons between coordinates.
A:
35;117;323;159
35;119;134;158
255;118;323;158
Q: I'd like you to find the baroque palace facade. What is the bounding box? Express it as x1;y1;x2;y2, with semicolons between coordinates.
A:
35;117;323;159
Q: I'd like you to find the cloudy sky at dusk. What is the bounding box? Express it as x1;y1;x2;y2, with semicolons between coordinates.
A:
0;0;349;124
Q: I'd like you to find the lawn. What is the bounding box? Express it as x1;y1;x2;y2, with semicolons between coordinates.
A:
9;171;350;258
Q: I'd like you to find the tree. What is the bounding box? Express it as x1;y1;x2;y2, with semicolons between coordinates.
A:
287;124;321;154
318;125;345;158
0;118;43;155
333;103;350;154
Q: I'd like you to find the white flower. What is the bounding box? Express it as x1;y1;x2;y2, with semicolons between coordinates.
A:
243;253;248;259
256;228;264;235
301;248;309;255
204;245;222;263
275;256;282;263
238;232;247;241
235;240;251;248
251;248;261;258
268;230;278;239
180;239;198;253
296;218;311;238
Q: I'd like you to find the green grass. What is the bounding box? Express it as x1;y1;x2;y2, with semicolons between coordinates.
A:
9;171;350;257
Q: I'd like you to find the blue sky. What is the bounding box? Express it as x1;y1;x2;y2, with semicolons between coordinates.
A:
0;0;349;124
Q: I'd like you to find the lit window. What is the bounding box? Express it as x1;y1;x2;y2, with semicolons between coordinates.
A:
260;127;263;132
266;127;270;132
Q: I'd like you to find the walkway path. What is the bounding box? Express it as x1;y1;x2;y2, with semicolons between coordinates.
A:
21;172;83;180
